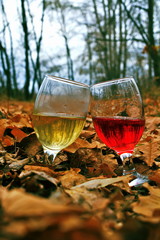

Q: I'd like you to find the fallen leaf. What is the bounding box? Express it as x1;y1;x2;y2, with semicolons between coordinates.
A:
0;119;9;139
2;135;14;147
149;169;160;183
8;158;29;170
138;137;160;166
80;130;96;139
3;216;104;240
10;114;32;128
11;126;27;142
131;184;160;219
72;175;130;189
59;168;86;188
66;187;103;210
24;165;65;177
19;170;59;186
145;117;160;131
19;133;42;156
64;138;99;153
0;187;83;217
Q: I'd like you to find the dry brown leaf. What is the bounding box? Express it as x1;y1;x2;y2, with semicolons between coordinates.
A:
137;137;160;166
7;217;105;240
19;133;42;156
59;168;86;188
24;165;65;177
2;135;15;147
0;114;32;146
131;184;160;219
10;114;32;128
149;169;160;183
64;138;100;153
3;217;58;237
71;175;130;189
19;170;59;186
145;117;160;131
0;119;9;139
0;100;34;115
92;198;110;211
80;130;96;139
8;158;29;170
0;187;83;217
11;126;28;142
65;187;103;210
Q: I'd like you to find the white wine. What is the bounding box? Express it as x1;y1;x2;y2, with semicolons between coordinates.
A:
32;114;86;151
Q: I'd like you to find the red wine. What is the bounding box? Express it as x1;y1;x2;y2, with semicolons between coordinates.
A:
93;117;145;155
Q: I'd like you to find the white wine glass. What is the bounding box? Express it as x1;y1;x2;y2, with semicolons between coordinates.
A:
90;77;146;183
32;75;90;164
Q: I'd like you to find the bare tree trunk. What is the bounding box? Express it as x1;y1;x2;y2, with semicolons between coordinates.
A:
28;0;46;95
117;0;122;77
122;18;127;77
80;8;93;85
147;0;160;85
0;0;17;97
92;0;109;80
121;0;160;85
0;41;12;97
1;0;17;95
87;32;93;86
148;55;152;87
108;0;113;78
55;0;74;80
21;0;30;100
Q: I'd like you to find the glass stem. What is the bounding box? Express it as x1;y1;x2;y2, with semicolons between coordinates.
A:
120;153;149;187
120;153;136;176
43;147;59;164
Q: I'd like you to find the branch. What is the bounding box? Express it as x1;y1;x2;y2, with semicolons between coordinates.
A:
94;37;146;43
120;0;148;45
133;5;148;12
92;0;105;38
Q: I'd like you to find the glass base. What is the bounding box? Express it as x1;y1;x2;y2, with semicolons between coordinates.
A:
120;153;136;175
43;147;59;164
129;172;149;187
120;153;149;187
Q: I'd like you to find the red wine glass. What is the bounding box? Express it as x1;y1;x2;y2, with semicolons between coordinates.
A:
90;77;145;180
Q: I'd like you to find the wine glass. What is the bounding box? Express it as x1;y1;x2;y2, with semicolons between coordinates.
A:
32;75;90;164
90;77;146;183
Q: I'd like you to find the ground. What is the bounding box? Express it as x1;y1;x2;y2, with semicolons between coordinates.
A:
0;95;160;240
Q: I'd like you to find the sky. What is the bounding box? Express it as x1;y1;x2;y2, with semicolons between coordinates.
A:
2;0;85;57
2;1;63;53
0;0;91;89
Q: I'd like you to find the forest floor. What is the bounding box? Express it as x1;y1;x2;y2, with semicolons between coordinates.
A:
0;93;160;240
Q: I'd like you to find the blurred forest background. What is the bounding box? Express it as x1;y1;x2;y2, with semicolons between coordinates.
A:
0;0;160;100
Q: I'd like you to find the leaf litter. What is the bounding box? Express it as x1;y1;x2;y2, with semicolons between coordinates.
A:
0;99;160;239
